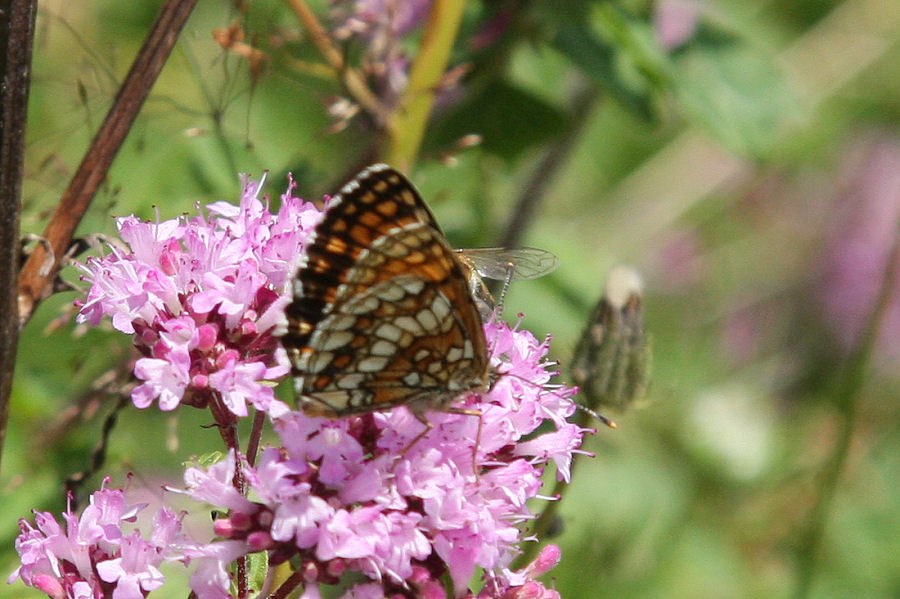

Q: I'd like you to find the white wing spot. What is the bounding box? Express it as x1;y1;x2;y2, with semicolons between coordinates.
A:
375;322;403;342
357;357;390;372
432;297;451;320
375;281;407;302
416;308;439;332
395;315;424;334
308;351;334;374
325;314;358;332
336;373;367;389
446;346;463;362
348;294;380;314
318;330;354;351
370;339;396;356
400;277;426;295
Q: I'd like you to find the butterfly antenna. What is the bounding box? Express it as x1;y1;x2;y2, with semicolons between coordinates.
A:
576;403;617;429
493;261;516;317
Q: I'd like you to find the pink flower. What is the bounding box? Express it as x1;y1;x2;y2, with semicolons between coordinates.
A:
332;0;432;39
70;171;589;598
183;320;582;597
653;0;703;50
9;486;187;599
818;135;900;364
76;175;320;417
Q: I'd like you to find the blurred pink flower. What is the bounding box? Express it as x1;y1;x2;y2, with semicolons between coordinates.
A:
646;227;708;294
653;0;703;50
332;0;432;39
818;135;900;361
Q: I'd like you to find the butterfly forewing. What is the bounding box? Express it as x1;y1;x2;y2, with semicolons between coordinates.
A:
283;164;491;419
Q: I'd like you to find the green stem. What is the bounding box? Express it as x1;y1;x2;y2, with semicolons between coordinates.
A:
793;234;900;598
383;0;467;171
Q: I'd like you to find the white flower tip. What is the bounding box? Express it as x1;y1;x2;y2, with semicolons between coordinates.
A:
603;265;644;310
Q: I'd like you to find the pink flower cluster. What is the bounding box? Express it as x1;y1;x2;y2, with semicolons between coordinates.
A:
333;0;432;39
185;319;584;598
11;174;589;598
8;486;186;599
75;176;322;418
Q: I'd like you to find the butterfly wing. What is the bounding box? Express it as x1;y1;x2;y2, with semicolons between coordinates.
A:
283;164;490;418
454;247;558;281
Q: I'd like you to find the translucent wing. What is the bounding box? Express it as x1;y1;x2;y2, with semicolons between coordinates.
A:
453;247;557;320
454;247;558;281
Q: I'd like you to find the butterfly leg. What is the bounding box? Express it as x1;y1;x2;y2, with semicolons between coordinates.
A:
445;406;483;478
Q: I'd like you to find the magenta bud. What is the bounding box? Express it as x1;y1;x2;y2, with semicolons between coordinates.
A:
247;530;274;551
529;544;561;577
196;324;218;351
506;581;542;599
31;573;65;599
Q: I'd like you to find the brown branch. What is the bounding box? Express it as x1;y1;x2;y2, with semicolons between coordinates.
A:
0;0;37;474
15;0;199;327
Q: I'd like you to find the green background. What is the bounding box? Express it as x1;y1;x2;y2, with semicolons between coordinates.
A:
4;0;900;597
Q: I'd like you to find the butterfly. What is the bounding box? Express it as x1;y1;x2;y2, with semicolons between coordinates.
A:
282;164;555;421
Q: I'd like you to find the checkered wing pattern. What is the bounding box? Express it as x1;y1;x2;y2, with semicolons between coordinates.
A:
283;164;491;419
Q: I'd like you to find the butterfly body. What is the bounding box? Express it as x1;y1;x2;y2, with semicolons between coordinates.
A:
283;164;491;419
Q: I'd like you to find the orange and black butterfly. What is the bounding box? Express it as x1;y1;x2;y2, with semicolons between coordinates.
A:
282;164;555;420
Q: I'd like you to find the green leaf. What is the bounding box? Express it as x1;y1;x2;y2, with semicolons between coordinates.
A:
669;23;798;158
552;4;670;121
428;80;569;162
245;551;270;596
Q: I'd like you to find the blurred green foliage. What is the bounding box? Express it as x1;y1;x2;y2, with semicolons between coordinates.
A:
5;0;900;597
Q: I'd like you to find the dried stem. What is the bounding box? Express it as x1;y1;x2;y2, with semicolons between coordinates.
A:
0;0;37;474
16;0;199;327
270;571;304;599
246;410;266;467
283;0;384;119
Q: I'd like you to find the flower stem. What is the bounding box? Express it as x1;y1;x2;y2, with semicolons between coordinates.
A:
270;571;304;599
246;410;266;467
383;0;468;171
0;0;36;475
284;0;384;119
793;233;900;598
